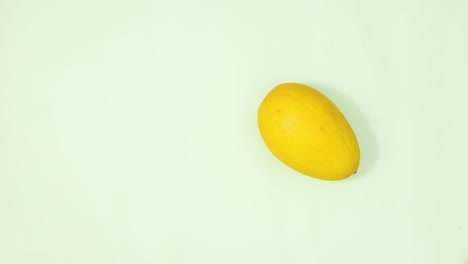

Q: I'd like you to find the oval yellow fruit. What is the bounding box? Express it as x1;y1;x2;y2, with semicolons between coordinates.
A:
257;83;360;181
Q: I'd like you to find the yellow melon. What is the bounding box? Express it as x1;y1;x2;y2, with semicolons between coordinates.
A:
257;83;360;181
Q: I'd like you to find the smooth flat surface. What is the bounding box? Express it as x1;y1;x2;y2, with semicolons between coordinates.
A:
1;0;468;263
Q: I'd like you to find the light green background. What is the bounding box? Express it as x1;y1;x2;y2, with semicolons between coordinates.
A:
1;0;468;263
